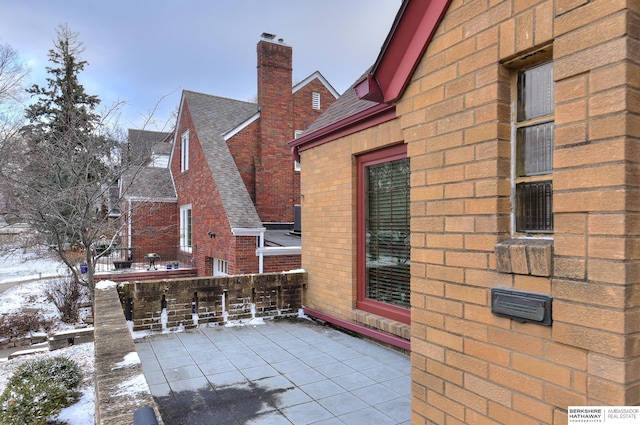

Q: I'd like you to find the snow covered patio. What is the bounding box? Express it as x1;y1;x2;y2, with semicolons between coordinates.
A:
135;320;411;425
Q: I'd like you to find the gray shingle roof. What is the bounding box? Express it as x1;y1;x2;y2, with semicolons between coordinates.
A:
302;68;379;135
121;167;177;200
182;90;263;230
127;129;173;165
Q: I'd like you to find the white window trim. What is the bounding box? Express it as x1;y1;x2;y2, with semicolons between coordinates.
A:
214;258;228;276
294;130;303;171
181;130;189;172
180;204;192;253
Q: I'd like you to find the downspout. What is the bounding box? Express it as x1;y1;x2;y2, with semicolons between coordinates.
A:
258;230;265;273
127;199;132;249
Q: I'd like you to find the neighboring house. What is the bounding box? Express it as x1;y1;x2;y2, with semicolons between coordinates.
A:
125;35;338;276
120;165;178;264
291;0;639;421
126;129;173;168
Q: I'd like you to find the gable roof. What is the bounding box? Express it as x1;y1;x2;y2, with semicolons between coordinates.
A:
293;70;340;99
180;90;263;230
289;0;452;155
127;129;173;166
355;0;452;103
288;70;396;158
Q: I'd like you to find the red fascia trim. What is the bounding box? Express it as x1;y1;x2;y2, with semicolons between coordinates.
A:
354;74;384;103
288;103;396;154
356;0;452;103
303;307;411;352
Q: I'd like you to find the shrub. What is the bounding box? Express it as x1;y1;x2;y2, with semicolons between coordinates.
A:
0;310;54;341
0;356;82;425
45;277;88;324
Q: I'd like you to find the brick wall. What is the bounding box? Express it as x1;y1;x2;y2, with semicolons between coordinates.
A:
127;201;178;263
118;271;305;331
399;0;640;423
94;284;162;424
172;102;246;277
292;78;338;209
256;40;295;222
226;120;260;203
299;119;405;335
263;254;301;273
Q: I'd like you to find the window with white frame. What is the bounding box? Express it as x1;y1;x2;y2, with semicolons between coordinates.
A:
514;60;554;233
213;258;228;276
181;130;189;172
180;205;192;252
312;92;321;110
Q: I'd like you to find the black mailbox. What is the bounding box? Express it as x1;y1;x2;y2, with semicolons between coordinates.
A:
491;288;552;326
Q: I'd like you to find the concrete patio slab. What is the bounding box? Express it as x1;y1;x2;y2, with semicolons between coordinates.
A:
135;318;410;425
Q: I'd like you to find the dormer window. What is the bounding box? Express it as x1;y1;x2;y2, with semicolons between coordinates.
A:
312;92;321;110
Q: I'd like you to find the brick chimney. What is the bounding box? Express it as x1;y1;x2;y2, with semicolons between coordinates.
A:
255;35;294;223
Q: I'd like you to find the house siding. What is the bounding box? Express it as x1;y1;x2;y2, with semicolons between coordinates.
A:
227;120;260;203
299;119;404;330
296;0;639;422
399;0;640;422
126;201;178;263
172;103;237;277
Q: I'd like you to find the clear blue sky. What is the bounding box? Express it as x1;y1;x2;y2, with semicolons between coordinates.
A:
1;1;400;131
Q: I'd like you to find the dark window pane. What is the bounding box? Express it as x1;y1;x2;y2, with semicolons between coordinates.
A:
516;181;553;232
516;121;554;177
517;61;553;121
365;158;410;308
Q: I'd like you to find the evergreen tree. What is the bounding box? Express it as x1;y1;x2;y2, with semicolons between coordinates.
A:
4;24;122;298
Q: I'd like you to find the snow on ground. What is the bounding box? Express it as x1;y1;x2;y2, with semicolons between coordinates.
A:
0;247;95;424
0;343;95;424
0;248;70;284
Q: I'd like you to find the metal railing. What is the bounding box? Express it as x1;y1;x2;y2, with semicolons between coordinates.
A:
93;246;188;273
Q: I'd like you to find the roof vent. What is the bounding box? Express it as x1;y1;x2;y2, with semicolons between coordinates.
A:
261;32;276;40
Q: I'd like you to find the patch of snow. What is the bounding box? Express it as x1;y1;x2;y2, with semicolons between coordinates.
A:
56;385;95;424
95;279;118;290
114;373;150;397
131;329;152;340
225;317;265;327
112;351;140;370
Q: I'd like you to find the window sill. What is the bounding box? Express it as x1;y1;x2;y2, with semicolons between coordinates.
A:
494;238;553;277
352;309;411;341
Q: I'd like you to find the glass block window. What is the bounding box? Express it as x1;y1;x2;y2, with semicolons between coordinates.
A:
515;61;554;233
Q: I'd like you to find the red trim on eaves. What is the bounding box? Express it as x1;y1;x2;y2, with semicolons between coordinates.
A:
356;0;452;103
288;103;396;158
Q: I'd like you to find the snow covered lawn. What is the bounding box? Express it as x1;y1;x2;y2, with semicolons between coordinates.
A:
0;249;96;424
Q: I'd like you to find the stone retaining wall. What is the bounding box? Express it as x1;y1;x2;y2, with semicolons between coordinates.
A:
118;271;305;331
94;283;163;425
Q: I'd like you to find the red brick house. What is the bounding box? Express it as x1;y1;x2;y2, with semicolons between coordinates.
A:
292;0;639;422
124;35;338;276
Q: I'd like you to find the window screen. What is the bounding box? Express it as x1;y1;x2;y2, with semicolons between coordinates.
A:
365;157;410;309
